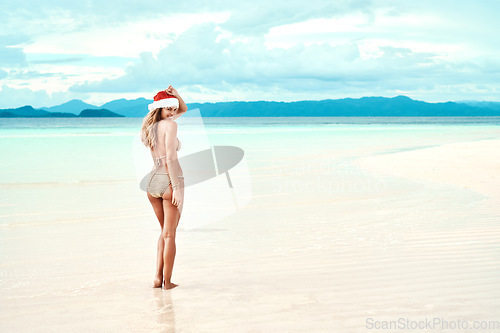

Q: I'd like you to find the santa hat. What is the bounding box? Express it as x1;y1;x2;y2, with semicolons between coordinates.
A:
148;91;179;111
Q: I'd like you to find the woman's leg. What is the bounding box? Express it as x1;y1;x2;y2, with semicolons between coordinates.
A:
148;192;165;288
161;186;180;290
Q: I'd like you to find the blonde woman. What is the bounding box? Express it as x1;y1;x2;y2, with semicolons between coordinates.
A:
140;85;187;290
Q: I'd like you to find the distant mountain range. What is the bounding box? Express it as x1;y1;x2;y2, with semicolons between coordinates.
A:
2;95;500;117
0;105;124;118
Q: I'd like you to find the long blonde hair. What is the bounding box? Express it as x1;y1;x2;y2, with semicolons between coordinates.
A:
140;108;163;149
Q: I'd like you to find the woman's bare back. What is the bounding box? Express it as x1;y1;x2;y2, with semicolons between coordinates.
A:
150;119;181;173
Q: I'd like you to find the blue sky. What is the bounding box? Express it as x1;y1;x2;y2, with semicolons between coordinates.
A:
0;0;499;108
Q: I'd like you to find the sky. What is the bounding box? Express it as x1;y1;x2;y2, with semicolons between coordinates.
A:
0;0;499;108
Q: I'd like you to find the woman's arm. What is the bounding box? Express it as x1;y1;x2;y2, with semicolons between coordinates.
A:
164;120;182;189
166;85;188;120
171;109;187;121
176;92;188;113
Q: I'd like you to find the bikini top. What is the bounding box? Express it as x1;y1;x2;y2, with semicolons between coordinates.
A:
153;137;181;166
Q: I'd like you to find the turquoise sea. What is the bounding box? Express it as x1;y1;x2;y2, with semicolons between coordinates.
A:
0;115;498;228
1;116;500;224
1;116;499;184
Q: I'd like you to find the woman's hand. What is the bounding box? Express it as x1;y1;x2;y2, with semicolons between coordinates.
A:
172;188;183;207
165;85;179;98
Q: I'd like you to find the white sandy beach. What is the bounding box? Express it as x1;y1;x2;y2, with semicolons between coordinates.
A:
354;138;500;201
1;125;500;332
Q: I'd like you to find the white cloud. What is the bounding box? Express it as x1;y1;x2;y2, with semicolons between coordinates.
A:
68;22;478;100
6;65;126;94
23;12;230;58
265;9;466;61
0;84;89;109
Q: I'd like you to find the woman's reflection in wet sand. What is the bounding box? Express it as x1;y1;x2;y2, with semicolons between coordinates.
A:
153;289;176;332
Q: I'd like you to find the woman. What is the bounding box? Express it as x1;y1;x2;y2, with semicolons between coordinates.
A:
140;85;188;290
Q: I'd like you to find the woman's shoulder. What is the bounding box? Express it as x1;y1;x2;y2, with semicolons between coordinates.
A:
156;119;177;131
158;118;177;126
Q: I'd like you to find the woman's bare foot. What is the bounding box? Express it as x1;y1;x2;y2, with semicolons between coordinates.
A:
153;276;163;288
163;281;178;290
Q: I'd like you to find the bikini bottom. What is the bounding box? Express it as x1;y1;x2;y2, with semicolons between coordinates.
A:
147;172;171;198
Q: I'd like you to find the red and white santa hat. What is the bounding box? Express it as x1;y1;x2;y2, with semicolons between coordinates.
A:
148;91;179;112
